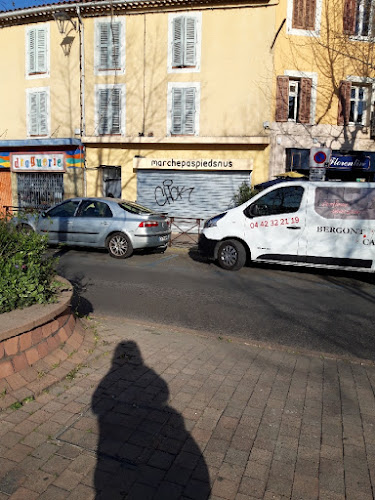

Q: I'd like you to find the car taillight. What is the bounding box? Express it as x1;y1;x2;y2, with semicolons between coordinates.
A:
139;221;159;228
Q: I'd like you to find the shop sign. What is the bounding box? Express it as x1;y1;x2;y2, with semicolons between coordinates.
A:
11;152;65;173
134;158;253;171
329;155;370;170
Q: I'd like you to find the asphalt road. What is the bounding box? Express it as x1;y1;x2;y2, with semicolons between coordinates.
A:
55;246;375;362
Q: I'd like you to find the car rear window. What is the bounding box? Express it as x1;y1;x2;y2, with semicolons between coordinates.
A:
118;201;155;215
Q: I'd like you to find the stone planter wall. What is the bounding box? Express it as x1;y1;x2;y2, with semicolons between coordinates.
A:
0;278;93;409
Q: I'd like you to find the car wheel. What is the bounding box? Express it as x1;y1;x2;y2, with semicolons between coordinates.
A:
16;223;33;234
107;232;133;259
217;239;246;271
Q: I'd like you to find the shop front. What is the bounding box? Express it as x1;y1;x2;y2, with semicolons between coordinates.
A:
0;139;84;212
287;148;375;181
84;141;269;224
134;157;253;221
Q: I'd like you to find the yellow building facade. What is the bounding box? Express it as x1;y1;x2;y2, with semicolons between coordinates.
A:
0;0;277;221
270;0;375;181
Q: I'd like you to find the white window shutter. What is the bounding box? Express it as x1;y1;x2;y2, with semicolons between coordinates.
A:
184;87;196;134
98;88;109;134
99;23;110;70
36;29;46;73
111;22;121;69
185;18;197;66
172;88;183;134
28;29;36;74
39;92;48;135
111;88;121;134
29;93;38;135
172;17;183;67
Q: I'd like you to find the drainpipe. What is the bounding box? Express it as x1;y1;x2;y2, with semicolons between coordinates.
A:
76;6;86;196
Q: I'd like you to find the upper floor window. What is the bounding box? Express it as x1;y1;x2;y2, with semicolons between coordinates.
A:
168;83;200;135
338;80;371;125
26;25;49;78
96;84;126;136
343;0;375;37
26;87;49;137
275;75;312;124
168;12;201;73
95;17;125;74
287;0;322;35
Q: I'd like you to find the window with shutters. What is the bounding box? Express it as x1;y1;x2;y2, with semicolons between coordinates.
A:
167;83;200;135
26;88;49;137
95;17;125;75
338;80;371;125
168;12;201;73
95;84;125;136
287;0;322;35
343;0;375;37
25;25;49;78
275;74;315;124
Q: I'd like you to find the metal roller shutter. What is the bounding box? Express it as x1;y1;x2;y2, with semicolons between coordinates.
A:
136;170;251;221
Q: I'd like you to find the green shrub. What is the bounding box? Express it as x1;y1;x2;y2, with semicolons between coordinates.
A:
232;182;259;206
0;218;58;314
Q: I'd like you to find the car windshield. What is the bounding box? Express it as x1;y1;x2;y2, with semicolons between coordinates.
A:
118;201;155;215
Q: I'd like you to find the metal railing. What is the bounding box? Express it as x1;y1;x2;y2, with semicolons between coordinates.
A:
168;216;204;247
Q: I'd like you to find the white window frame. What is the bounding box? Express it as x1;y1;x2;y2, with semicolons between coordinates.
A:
284;70;318;124
94;17;125;75
349;0;375;40
286;0;323;36
168;12;202;73
167;82;200;136
347;75;375;125
95;84;126;136
25;24;50;79
26;87;50;137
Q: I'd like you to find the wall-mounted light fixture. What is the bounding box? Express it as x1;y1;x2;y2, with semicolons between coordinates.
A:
53;11;77;35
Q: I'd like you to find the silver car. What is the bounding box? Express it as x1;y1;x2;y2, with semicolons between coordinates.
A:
15;197;171;259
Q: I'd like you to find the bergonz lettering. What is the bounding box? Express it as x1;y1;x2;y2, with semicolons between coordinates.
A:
317;226;364;234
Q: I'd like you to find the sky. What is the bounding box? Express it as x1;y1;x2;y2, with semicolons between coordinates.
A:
0;0;62;11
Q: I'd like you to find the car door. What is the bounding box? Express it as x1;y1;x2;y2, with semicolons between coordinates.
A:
69;200;113;245
243;185;306;261
36;200;81;244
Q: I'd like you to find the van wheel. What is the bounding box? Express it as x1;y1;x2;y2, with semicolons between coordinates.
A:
217;239;246;271
107;232;133;259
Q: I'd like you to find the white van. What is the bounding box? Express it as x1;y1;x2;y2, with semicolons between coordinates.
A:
198;181;375;272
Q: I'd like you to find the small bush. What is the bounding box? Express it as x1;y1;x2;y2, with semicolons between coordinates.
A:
0;218;58;314
232;182;259;206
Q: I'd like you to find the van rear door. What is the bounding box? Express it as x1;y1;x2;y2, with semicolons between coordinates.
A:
243;184;307;261
299;184;375;269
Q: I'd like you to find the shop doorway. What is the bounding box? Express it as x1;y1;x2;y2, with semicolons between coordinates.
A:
17;173;64;209
0;170;12;216
102;166;121;198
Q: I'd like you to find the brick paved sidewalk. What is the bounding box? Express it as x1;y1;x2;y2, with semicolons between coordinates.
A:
0;315;374;500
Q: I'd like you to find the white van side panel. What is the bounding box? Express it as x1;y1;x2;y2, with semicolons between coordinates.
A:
298;184;375;270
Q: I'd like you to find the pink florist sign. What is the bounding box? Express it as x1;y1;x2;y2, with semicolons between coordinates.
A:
11;152;65;173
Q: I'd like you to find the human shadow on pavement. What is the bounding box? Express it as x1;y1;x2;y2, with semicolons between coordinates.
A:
92;341;211;500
